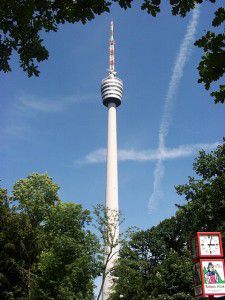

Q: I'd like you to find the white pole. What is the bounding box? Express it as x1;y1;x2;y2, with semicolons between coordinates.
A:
102;102;119;300
106;102;119;212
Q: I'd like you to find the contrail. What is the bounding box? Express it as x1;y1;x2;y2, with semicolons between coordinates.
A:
76;142;218;164
148;6;200;212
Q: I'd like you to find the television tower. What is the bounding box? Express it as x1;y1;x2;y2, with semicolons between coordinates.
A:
101;21;123;300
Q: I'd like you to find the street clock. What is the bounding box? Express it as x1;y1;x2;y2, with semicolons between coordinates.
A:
192;232;223;260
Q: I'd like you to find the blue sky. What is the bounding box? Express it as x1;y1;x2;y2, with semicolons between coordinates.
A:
1;1;224;231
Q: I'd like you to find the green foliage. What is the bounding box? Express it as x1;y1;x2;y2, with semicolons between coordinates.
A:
93;204;122;300
195;29;225;103
0;173;99;300
194;7;225;103
111;140;225;299
212;7;225;27
13;173;60;223
175;140;225;237
36;203;99;300
0;188;25;299
110;220;193;300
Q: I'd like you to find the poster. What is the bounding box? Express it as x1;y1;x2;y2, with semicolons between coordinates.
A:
201;260;225;295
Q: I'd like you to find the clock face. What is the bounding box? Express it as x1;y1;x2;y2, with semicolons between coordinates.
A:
199;234;221;256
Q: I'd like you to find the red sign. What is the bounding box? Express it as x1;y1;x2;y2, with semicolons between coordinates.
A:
192;232;225;299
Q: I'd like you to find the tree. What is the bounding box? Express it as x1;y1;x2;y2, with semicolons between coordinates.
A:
110;218;193;300
35;202;99;300
0;173;100;299
0;184;44;300
175;138;225;239
149;250;193;300
194;7;225;103
93;204;122;300
0;1;224;103
0;187;27;300
11;173;60;299
0;173;60;300
13;172;60;224
111;140;225;299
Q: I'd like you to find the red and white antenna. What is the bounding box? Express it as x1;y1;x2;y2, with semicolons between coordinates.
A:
109;20;115;74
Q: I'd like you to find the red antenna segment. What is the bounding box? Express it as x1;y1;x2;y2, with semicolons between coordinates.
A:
109;20;115;74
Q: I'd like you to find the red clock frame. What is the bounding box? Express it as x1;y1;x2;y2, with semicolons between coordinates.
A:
192;232;224;261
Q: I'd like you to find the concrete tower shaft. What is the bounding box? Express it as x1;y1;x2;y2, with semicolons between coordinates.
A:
102;101;120;300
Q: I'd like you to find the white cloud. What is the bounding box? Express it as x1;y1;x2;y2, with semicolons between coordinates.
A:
0;124;31;138
82;148;106;164
20;98;64;112
149;6;200;211
19;93;97;113
158;6;200;151
75;142;219;165
148;160;164;212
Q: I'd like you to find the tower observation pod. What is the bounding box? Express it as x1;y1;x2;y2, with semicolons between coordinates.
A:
101;21;123;107
100;21;123;300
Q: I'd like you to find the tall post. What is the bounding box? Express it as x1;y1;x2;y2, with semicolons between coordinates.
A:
100;21;124;300
101;102;120;300
106;102;119;213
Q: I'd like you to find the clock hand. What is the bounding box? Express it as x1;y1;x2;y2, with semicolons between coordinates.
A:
209;236;213;246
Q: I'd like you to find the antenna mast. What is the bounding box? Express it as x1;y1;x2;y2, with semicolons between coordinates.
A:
109;20;115;74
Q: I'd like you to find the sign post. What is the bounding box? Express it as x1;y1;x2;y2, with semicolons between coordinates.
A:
192;232;225;299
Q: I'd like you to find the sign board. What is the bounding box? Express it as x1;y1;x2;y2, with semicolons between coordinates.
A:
201;259;225;296
194;259;225;298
